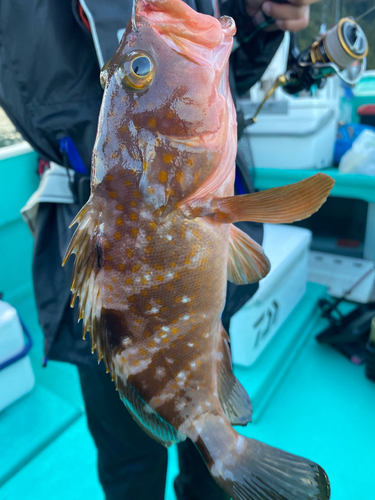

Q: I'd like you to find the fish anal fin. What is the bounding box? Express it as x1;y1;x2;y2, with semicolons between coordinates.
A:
228;224;270;285
217;325;252;425
117;377;186;448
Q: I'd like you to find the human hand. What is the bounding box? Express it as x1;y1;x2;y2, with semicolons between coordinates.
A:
244;0;321;32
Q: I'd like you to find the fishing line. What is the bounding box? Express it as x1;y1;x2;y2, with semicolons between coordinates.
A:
356;4;375;22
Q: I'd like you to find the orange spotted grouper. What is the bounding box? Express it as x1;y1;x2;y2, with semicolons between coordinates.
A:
63;0;334;498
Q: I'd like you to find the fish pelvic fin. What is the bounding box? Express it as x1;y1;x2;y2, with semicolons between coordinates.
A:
228;224;271;284
62;200;105;363
217;326;252;425
181;173;334;224
189;415;330;500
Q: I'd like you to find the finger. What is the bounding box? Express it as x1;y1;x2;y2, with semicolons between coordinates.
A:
286;0;320;5
262;1;305;20
276;12;310;32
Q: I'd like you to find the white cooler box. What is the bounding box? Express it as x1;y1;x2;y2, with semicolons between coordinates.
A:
0;300;35;412
230;224;312;367
241;99;338;170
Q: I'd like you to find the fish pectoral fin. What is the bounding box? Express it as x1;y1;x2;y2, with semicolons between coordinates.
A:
228;224;270;285
202;173;335;224
217;325;252;425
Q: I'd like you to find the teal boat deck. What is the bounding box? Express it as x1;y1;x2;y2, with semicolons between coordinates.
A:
1;147;374;499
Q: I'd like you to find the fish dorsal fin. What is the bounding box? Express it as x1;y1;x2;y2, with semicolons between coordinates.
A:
217;327;252;426
228;224;270;285
117;377;186;447
62;201;108;366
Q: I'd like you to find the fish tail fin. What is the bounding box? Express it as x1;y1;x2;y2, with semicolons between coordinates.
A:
191;415;330;500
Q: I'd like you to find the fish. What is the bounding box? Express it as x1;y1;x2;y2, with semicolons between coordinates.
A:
63;0;334;498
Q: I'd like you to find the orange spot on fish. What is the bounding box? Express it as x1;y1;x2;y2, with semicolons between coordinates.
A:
107;255;113;261
153;264;163;271
166;187;175;196
131;228;139;239
145;246;153;254
155;299;162;305
147;186;155;195
109;191;117;199
155;138;162;147
129;306;137;314
133;191;141;198
110;152;119;159
166;284;174;291
120;125;127;133
171;318;178;324
166;110;174;119
148;118;156;128
107;174;114;181
125;277;133;284
127;295;136;303
170;262;176;268
161;306;168;312
144;331;152;338
145;303;152;311
152;285;158;290
174;273;181;280
132;359;140;367
106;297;113;303
105;135;111;143
124;180;132;187
112;277;118;283
130;201;137;207
118;263;125;271
176;172;184;184
171;327;179;335
146;235;152;242
120;143;126;150
158;171;168;183
184;258;191;265
149;222;157;231
175;297;182;303
156;275;164;282
130;212;138;221
116;218;123;226
106;284;114;291
141;289;148;296
126;249;133;258
188;157;195;167
132;264;141;273
104;241;111;250
162;337;169;344
139;348;148;356
104;265;112;271
116;204;124;211
163;154;173;163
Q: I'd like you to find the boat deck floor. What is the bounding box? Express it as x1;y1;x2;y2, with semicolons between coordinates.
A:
0;283;374;500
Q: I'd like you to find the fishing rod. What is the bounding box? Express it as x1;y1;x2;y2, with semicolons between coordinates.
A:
244;8;369;125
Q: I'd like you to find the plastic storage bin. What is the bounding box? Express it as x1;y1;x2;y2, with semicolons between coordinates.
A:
230;224;312;367
0;300;34;412
242;99;337;169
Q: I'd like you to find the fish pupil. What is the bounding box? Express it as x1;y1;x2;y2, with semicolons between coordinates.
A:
132;57;151;77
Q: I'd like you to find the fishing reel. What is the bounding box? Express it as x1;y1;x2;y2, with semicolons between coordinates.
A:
249;17;369;124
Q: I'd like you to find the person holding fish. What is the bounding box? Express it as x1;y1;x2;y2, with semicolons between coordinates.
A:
0;0;326;499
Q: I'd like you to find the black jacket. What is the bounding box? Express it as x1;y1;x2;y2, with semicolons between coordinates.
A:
0;0;283;364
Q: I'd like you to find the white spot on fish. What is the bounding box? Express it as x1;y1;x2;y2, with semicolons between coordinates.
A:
181;296;191;303
190;361;196;369
150;307;159;314
122;337;132;346
144;274;151;281
183;315;190;321
188;342;194;347
204;333;210;338
235;435;246;455
161;326;170;332
166;234;173;240
166;357;174;364
155;367;166;379
216;352;223;361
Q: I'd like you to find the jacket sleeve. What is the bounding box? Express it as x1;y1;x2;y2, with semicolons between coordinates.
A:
220;0;284;96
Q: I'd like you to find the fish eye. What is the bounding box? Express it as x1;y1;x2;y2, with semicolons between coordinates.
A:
117;51;155;91
100;59;111;89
